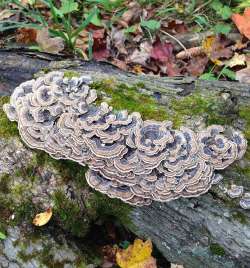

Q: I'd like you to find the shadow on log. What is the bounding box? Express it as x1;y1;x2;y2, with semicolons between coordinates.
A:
0;50;250;268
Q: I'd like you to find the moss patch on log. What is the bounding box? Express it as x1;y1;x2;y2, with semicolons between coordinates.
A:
0;96;18;138
91;79;169;121
209;243;226;256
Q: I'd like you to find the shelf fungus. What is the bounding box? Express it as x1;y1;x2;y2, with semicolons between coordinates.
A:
3;71;248;206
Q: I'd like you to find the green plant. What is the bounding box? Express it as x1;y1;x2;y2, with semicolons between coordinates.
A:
140;19;161;31
0;0;97;51
199;65;236;81
86;0;124;12
0;231;6;240
210;0;232;20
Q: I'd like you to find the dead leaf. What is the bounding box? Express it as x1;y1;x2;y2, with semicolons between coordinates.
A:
111;28;127;55
36;28;64;54
128;41;152;66
102;245;118;268
232;40;249;50
151;40;174;62
202;35;233;65
92;29;109;60
16;28;37;44
232;7;250;39
33;208;52;226
111;59;128;71
236;67;250;83
184;56;209;76
150;39;180;76
162;20;188;34
116;239;157;268
120;2;141;26
0;9;14;20
227;53;246;67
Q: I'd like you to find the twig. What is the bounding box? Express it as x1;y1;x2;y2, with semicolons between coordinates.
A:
193;0;213;14
160;29;188;52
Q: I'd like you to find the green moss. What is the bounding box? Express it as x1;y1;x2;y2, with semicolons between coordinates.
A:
0;174;10;194
86;191;134;231
13;200;36;225
209;243;226;256
53;190;90;237
91;80;169;121
40;67;51;74
18;251;38;263
232;211;248;225
170;92;231;128
63;70;80;79
239;106;250;140
0;96;19;138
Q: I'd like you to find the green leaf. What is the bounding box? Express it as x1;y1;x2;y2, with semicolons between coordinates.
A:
214;23;231;34
194;15;210;27
221;68;236;80
123;25;136;34
220;6;232;20
210;0;223;10
84;10;102;27
0;21;43;31
140;19;161;31
210;0;232;20
72;7;97;38
59;0;78;14
0;231;6;240
199;73;217;81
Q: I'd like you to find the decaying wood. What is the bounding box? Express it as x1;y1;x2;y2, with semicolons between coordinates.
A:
1;50;250;268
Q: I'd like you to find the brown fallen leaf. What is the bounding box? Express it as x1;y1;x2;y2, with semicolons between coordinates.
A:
162;19;188;34
16;28;37;44
116;239;157;268
36;28;64;54
33;208;52;226
120;1;141;26
92;28;109;60
232;7;250;39
232;39;249;51
128;41;152;66
236;67;250;83
151;40;174;62
111;28;127;55
184;56;209;76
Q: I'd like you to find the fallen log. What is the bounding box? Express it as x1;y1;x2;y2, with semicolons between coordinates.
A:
0;50;250;268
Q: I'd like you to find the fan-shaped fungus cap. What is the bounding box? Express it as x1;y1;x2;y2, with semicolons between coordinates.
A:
3;71;247;206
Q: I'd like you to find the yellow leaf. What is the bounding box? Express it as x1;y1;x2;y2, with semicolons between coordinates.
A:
202;36;215;56
227;53;246;67
116;239;157;268
33;208;52;226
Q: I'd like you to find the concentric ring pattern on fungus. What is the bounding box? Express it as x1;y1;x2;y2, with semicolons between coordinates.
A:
3;72;247;206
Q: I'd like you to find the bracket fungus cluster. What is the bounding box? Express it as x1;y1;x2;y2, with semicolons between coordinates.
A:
3;71;247;206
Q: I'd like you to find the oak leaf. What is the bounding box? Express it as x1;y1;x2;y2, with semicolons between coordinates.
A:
33;208;52;226
116;239;157;268
231;7;250;39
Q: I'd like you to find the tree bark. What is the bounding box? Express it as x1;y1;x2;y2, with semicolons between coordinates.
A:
1;50;250;268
